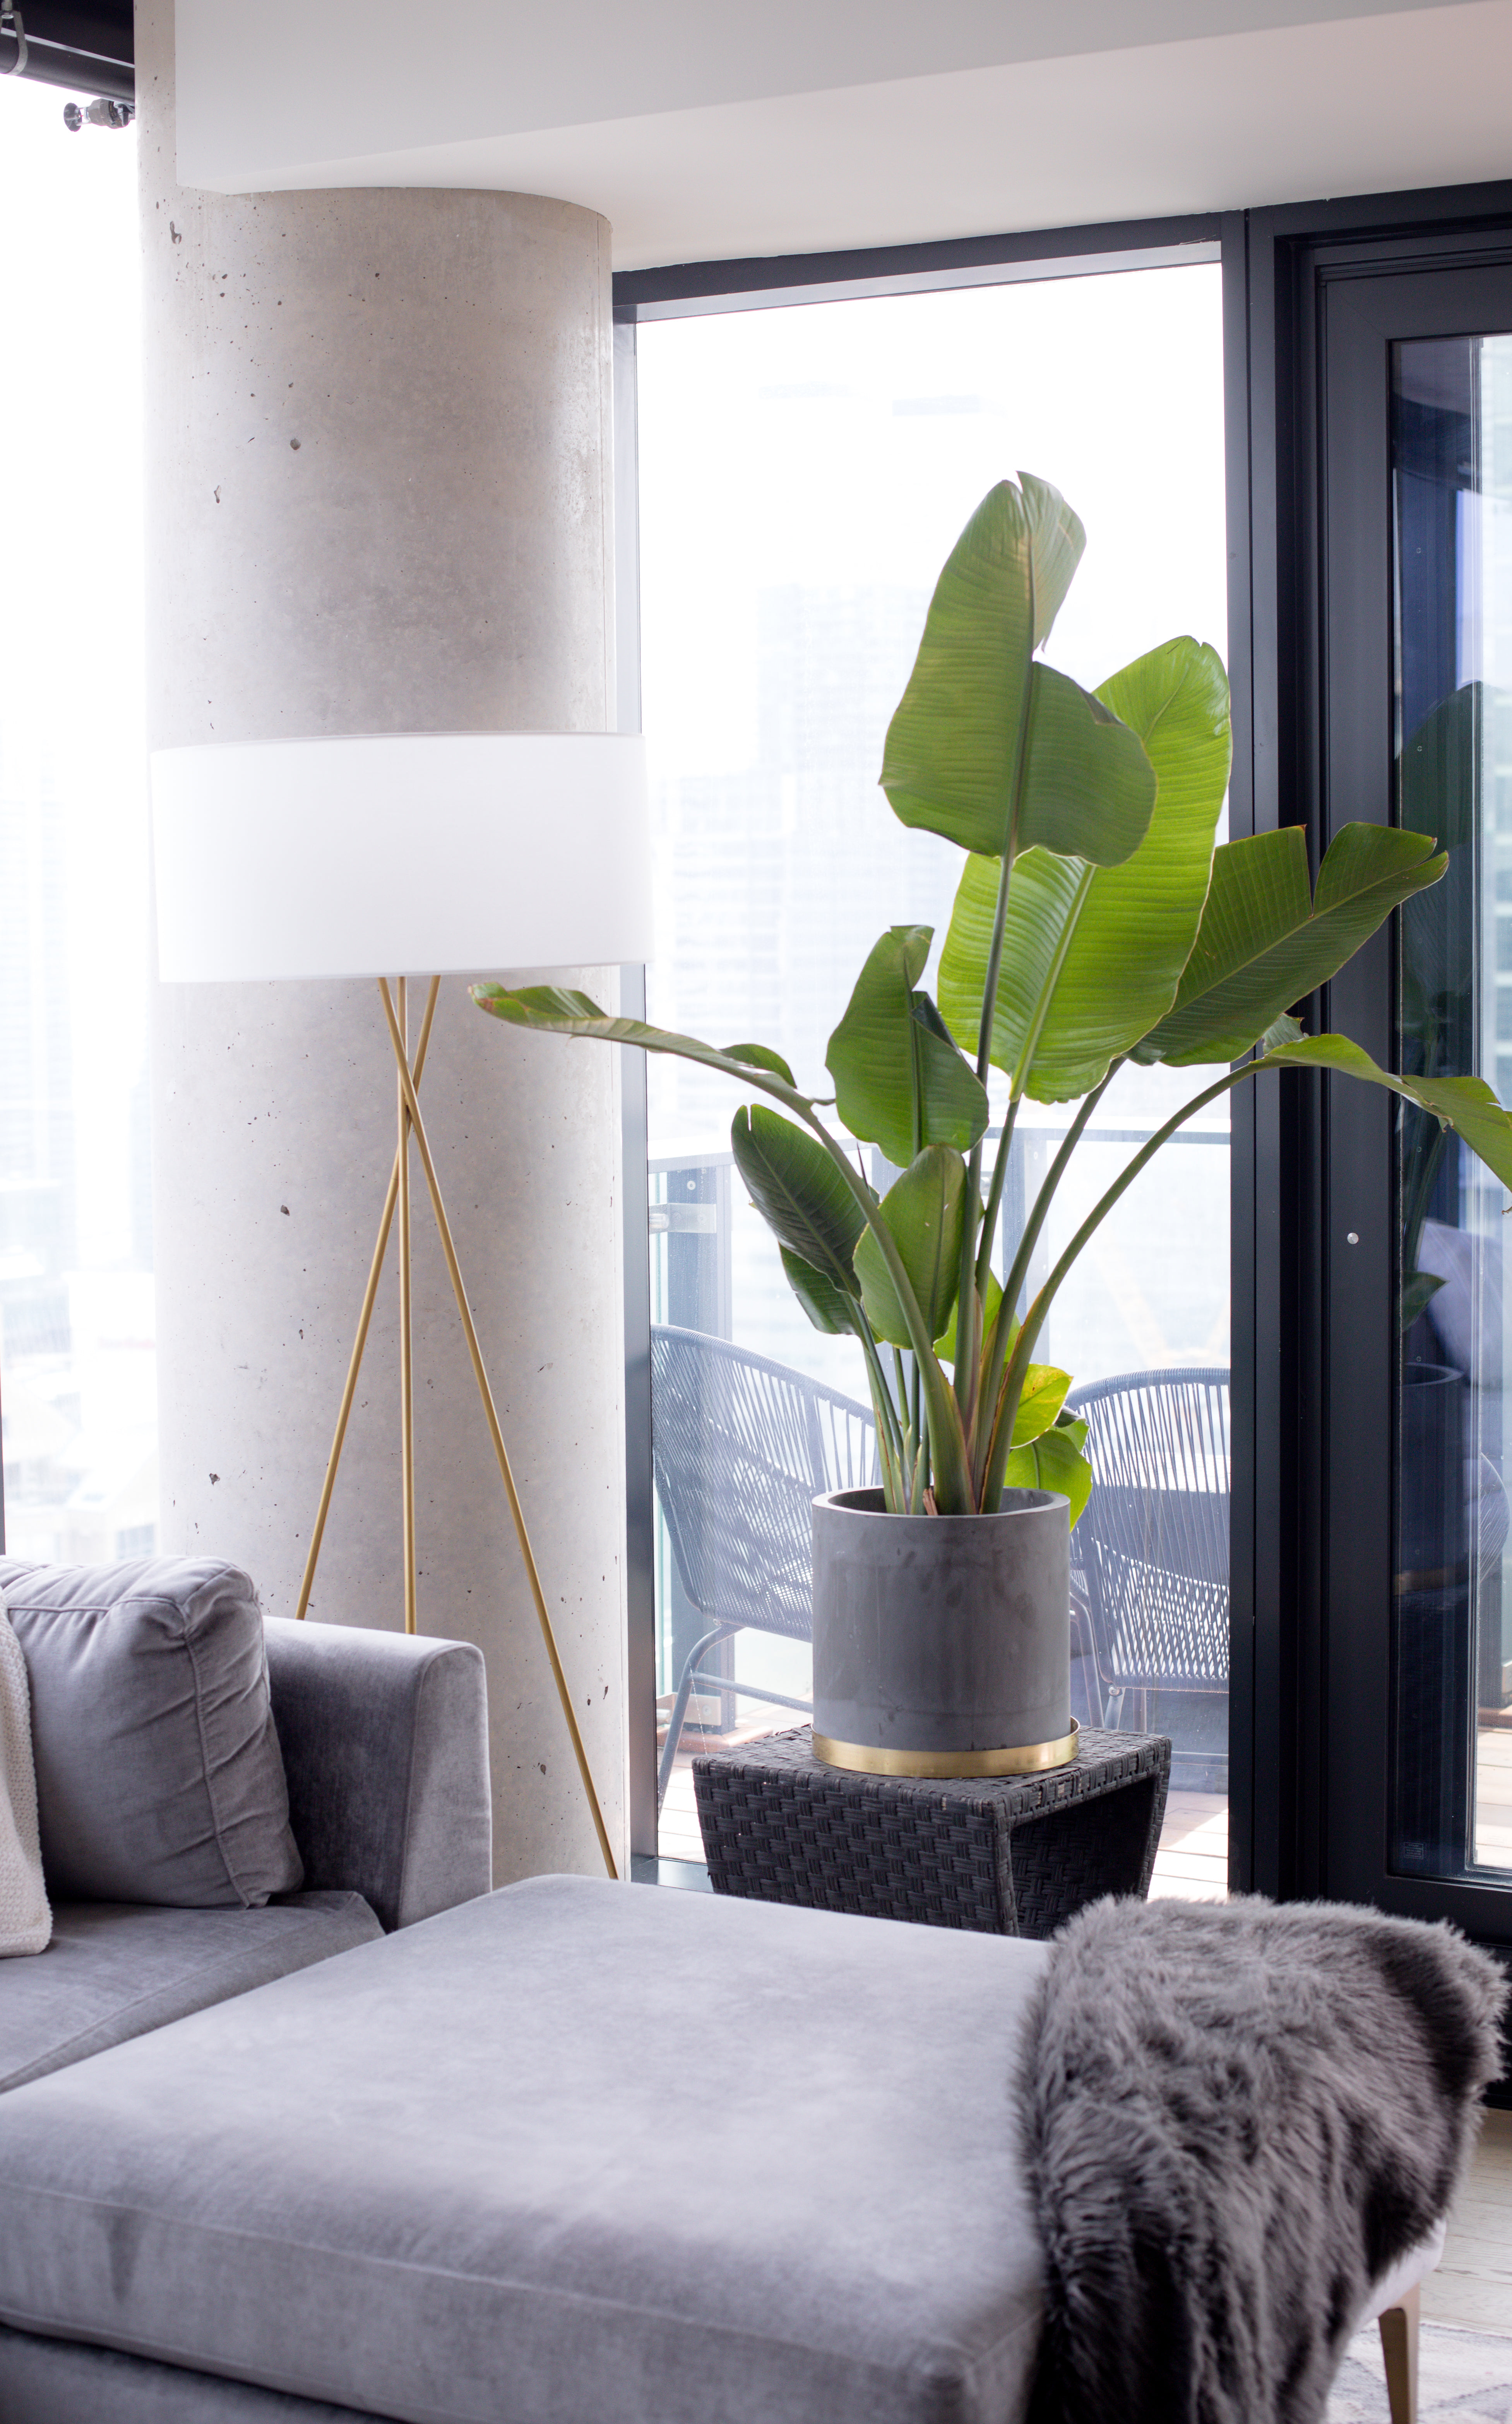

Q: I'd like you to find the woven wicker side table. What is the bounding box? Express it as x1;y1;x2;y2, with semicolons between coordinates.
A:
692;1726;1172;1937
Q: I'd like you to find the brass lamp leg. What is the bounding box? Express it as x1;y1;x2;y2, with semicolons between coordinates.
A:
377;978;618;1882
293;978;440;1625
397;979;418;1634
1379;2285;1420;2424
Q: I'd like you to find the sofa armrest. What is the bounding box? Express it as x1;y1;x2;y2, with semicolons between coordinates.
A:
263;1618;491;1930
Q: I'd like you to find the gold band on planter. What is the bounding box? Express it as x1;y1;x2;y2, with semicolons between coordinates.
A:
811;1720;1079;1779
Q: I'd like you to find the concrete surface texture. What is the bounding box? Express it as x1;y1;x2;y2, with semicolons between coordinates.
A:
137;0;629;1883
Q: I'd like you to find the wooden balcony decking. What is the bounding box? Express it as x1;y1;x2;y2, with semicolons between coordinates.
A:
1476;1721;1512;1871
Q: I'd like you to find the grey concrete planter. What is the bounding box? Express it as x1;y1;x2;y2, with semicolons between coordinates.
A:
811;1486;1074;1777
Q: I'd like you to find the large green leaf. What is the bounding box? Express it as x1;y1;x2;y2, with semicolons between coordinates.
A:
1021;473;1086;650
1016;664;1158;867
780;1246;858;1336
880;476;1152;866
881;479;1090;859
473;984;819;1106
1257;1034;1512;1189
941;845;1083;1077
730;1106;865;1296
940;639;1231;1100
1139;823;1447;1066
854;1147;966;1346
1003;1418;1093;1526
723;1041;797;1086
1012;1363;1073;1446
826;926;988;1167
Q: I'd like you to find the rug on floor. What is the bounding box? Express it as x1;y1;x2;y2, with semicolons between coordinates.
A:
1328;2322;1512;2421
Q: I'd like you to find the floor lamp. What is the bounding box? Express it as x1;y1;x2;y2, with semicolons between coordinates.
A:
151;731;652;1880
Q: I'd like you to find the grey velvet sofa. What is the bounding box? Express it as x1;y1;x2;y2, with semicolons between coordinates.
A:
0;1557;491;2095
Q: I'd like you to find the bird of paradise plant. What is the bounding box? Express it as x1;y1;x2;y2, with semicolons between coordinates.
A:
476;476;1512;1522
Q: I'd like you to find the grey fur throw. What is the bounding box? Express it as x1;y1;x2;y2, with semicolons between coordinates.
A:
1019;1894;1508;2424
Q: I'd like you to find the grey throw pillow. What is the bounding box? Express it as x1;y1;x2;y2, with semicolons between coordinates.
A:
0;1558;304;1908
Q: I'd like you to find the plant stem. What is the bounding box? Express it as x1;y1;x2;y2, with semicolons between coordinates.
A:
856;1323;907;1506
798;1112;973;1508
998;1070;1117;1330
479;1004;972;1505
975;1099;1019;1296
973;1071;1116;1493
954;567;1039;1462
956;844;1020;1450
981;1064;1243;1508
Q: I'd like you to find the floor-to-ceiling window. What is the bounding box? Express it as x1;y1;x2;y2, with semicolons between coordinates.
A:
0;76;155;1563
632;257;1230;1883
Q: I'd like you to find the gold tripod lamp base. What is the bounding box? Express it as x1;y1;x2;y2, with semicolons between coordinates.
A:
292;975;618;1881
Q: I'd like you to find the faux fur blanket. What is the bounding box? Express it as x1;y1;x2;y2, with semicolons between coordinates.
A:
1019;1894;1508;2424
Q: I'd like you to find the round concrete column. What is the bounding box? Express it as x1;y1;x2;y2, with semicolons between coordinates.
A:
137;0;628;1881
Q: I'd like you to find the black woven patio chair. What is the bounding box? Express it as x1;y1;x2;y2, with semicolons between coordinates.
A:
651;1323;876;1809
1065;1367;1230;1775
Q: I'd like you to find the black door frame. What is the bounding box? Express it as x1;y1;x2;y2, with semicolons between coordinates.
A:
1234;187;1512;2003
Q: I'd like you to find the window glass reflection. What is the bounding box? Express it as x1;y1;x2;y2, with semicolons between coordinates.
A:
1392;334;1512;1878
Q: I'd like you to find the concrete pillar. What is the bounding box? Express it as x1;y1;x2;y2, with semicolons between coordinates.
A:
136;1;628;1882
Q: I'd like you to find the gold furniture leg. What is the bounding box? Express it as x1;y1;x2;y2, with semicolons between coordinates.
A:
376;979;618;1882
1379;2285;1420;2424
397;979;418;1633
293;978;440;1625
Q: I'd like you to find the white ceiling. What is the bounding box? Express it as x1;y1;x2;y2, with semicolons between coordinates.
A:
177;0;1512;272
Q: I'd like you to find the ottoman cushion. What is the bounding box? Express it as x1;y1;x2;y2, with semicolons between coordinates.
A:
0;1874;1049;2424
0;1894;382;2092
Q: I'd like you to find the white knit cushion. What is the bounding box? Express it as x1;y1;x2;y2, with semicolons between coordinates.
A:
0;1594;50;1957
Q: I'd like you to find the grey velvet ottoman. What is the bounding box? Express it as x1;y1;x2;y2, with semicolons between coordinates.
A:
0;1874;1050;2424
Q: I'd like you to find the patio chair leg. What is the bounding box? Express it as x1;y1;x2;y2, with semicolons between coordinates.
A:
1379;2285;1420;2424
656;1625;740;1813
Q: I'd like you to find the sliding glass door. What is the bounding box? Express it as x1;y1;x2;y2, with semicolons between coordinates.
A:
1321;261;1512;1934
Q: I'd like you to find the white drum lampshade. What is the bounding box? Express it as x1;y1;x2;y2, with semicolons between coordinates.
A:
151;731;653;981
